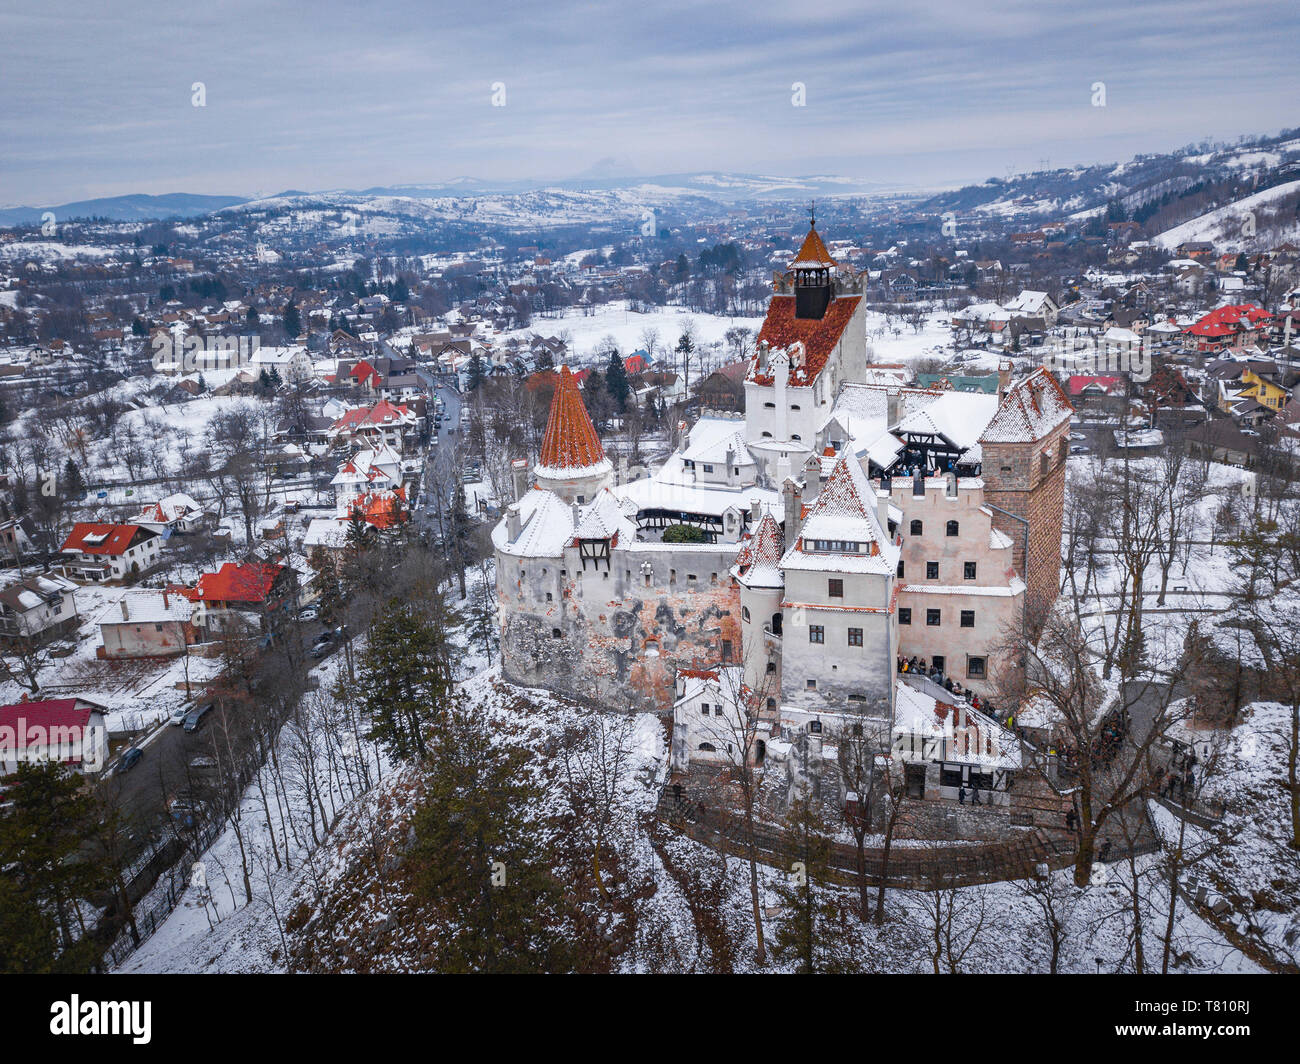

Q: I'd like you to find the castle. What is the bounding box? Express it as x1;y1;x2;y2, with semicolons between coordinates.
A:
493;221;1072;806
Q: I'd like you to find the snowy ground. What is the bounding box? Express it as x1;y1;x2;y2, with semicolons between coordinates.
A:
497;301;764;374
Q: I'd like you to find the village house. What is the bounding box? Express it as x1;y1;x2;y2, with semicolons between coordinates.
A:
97;589;196;659
59;523;163;582
189;561;292;635
0;697;109;777
0;573;79;642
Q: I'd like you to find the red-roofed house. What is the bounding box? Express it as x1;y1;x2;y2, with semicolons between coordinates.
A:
1184;304;1274;352
0;696;109;776
192;561;291;633
60;523;162;582
328;399;422;452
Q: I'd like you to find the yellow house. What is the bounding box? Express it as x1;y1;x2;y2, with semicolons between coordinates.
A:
1238;369;1289;411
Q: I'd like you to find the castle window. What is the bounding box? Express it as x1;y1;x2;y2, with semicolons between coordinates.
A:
967;656;987;679
577;496;585;505
551;628;562;638
927;608;941;626
545;592;553;602
791;434;801;441
742;606;751;622
946;520;959;537
828;578;843;598
964;561;977;580
848;627;863;647
761;431;772;438
899;608;911;625
809;719;822;733
910;519;923;536
767;697;776;710
698;743;716;752
790;404;801;410
722;639;732;661
703;464;714;473
897;560;904;578
961;610;975;628
806;679;817;690
809;625;825;644
764;401;775;408
766;661;777;674
926;561;939;580
701;704;710;716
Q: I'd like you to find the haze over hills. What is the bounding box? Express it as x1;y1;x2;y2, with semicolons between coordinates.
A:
4;128;1299;239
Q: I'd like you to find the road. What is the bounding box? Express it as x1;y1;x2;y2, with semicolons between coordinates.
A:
102;619;341;850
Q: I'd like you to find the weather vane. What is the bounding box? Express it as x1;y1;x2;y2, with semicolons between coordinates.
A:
809;201;816;229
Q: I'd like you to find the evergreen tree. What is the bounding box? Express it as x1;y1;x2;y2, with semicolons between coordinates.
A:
246;304;260;326
410;695;579;972
0;764;102;966
282;299;301;338
466;353;486;391
769;798;843;973
61;457;85;499
606;350;630;412
308;547;344;628
358;598;455;761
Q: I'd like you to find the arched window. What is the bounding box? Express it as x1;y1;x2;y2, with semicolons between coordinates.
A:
742;605;751;622
761;431;772;438
946;520;959;537
698;742;716;752
791;434;802;441
910;519;923;536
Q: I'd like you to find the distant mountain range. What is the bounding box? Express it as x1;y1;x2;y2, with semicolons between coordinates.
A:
916;130;1300;222
6;130;1300;233
0;193;249;227
0;173;902;229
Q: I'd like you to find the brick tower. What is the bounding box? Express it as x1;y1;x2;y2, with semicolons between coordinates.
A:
978;369;1073;620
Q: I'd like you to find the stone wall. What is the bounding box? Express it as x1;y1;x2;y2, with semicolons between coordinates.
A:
498;542;741;714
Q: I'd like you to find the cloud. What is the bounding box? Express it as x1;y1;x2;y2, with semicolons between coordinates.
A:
1;0;1297;205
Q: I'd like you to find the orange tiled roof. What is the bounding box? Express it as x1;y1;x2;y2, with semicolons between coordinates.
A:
791;224;837;268
750;295;861;387
538;366;607;472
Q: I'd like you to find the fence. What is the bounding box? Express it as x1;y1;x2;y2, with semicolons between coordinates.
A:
656;786;1079;890
96;818;223;971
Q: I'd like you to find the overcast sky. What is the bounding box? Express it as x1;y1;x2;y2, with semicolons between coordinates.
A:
2;0;1298;206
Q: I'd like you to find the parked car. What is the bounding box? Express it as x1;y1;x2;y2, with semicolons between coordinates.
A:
118;747;143;772
189;755;218;771
183;703;215;733
170;705;189;726
298;606;319;622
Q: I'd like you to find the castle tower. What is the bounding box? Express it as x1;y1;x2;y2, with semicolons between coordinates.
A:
978;369;1074;620
535;365;613;504
745;219;868;480
790;216;837;320
732;512;785;699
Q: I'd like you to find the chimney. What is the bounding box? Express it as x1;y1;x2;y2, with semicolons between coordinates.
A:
120;597;129;621
162;588;169;609
997;359;1013;403
750;498;761;524
804;453;821;499
510;457;529;502
506;503;521;541
877;487;891;536
782;477;803;544
886;387;901;428
572;501;581;529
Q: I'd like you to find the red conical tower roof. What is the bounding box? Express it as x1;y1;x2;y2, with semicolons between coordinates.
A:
538;365;608;474
791;222;837;268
